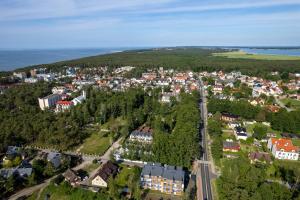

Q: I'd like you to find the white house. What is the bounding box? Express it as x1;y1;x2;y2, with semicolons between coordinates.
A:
267;138;299;161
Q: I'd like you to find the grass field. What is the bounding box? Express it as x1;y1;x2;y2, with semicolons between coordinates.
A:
280;98;300;110
82;163;100;173
79;133;112;155
213;51;300;60
115;166;137;187
37;182;108;200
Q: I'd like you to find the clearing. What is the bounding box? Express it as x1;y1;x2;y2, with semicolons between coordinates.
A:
213;51;300;60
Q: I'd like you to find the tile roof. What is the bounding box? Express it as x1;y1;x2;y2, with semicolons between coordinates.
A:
141;163;185;181
95;161;118;182
271;138;299;153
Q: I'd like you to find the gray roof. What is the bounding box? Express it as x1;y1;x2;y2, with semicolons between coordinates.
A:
47;152;61;168
141;163;185;181
0;167;32;179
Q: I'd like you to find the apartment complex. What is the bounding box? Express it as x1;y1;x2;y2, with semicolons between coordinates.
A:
267;138;299;161
140;163;185;195
38;94;61;110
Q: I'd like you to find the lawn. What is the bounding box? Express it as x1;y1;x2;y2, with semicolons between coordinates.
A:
292;138;300;146
115;165;140;187
280;98;300;110
213;51;300;60
82;163;100;173
245;123;281;136
36;182;108;200
79;133;112;155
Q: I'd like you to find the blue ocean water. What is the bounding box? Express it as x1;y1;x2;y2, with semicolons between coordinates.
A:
0;48;135;71
239;48;300;56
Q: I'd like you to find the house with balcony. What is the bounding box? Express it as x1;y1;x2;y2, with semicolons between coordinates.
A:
140;163;185;195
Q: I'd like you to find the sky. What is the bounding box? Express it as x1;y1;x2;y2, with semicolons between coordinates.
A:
0;0;300;49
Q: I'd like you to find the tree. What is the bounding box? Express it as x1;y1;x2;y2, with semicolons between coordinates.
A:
108;176;119;199
27;172;37;186
43;162;55;177
253;124;268;140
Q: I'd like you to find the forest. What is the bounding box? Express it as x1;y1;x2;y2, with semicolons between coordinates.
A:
0;82;200;168
15;48;300;77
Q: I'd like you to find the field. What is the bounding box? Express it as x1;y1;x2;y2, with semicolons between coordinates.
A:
115;166;138;187
35;182;108;200
82;163;100;173
280;98;300;110
79;132;112;155
213;51;300;60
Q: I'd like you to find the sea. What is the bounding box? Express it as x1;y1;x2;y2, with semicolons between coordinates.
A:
0;48;138;71
239;48;300;57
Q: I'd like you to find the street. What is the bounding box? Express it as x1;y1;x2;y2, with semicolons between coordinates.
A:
197;78;213;200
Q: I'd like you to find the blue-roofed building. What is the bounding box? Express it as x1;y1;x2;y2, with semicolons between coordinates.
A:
140;163;186;195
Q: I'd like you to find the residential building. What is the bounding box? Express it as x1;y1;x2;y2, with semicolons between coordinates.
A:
47;152;61;168
13;72;27;79
129;125;153;143
234;126;248;140
38;94;61;110
267;138;299;161
248;152;272;164
56;100;73;112
223;141;240;152
72;91;86;106
63;169;81;186
0;167;32;179
140;163;185;195
92;161;118;187
221;112;239;122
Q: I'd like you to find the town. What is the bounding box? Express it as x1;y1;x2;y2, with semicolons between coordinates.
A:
0;64;300;200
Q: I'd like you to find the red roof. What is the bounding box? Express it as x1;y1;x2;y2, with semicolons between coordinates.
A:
57;101;73;106
271;138;299;152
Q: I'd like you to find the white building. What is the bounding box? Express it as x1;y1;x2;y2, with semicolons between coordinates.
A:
72;91;86;106
267;138;299;161
38;94;61;110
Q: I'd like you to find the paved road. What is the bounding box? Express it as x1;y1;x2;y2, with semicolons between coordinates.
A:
198;79;213;200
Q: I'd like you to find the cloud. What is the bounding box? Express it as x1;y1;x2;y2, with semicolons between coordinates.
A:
1;0;300;21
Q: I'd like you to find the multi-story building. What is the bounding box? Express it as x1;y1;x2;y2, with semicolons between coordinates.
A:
140;163;185;195
267;138;299;161
38;94;61;110
55;100;73;112
129;125;153;143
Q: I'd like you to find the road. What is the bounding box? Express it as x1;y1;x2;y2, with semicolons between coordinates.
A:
197;78;213;200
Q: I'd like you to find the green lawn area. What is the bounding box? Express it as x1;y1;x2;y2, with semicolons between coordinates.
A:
79;133;112;155
245;123;281;136
82;163;100;173
36;182;108;200
115;165;141;188
144;190;182;200
213;51;300;60
292;138;300;146
280;98;300;110
115;166;136;187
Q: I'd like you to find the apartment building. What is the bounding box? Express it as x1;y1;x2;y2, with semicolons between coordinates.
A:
140;163;185;195
38;94;61;110
267;138;299;161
